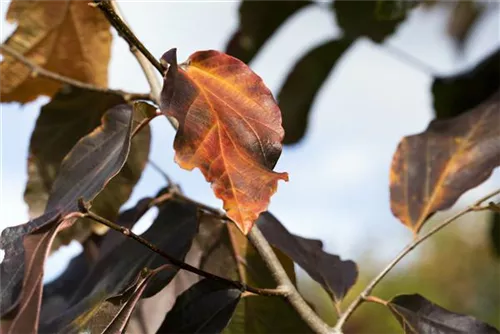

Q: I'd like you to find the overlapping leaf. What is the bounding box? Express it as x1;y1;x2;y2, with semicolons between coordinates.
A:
0;105;135;333
0;0;112;103
225;0;312;64
24;88;151;249
390;92;500;233
40;199;199;333
432;48;499;120
160;48;288;234
388;294;499;333
257;212;357;304
277;38;352;144
196;214;312;333
332;0;410;43
156;279;241;334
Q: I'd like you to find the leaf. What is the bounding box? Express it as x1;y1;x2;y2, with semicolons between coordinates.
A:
160;48;288;234
156;279;241;334
225;0;312;64
447;1;484;50
257;212;358;304
277;38;352;144
0;105;135;333
388;294;499;333
41;197;153;318
0;0;112;103
432;49;500;120
390;92;500;233
196;215;312;334
333;0;409;43
375;0;419;21
40;199;199;333
489;212;500;258
24;87;151;249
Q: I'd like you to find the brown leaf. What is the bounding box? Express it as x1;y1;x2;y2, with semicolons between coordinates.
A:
24;88;151;249
447;1;483;50
390;92;500;233
160;48;288;234
0;0;111;103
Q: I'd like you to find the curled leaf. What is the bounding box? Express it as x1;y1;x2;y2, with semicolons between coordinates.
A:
160;48;288;234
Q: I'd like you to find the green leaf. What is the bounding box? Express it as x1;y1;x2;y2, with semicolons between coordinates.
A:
226;0;312;63
277;38;352;144
24;87;151;249
489;212;500;258
333;0;410;43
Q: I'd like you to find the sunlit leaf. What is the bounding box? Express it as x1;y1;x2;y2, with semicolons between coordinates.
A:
196;215;312;333
0;105;135;333
432;49;499;120
390;92;500;233
277;38;352;144
226;0;312;64
156;279;241;334
0;0;112;103
388;294;499;333
333;0;410;43
40;200;199;333
257;212;358;304
160;48;288;234
24;88;151;249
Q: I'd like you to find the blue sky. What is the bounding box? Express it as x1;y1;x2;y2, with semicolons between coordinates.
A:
1;1;499;282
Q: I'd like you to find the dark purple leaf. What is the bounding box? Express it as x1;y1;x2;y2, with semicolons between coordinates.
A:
40;200;198;333
277;38;352;144
333;0;409;43
226;0;312;63
156;279;241;334
432;49;500;120
388;294;499;333
257;212;358;303
1;105;136;333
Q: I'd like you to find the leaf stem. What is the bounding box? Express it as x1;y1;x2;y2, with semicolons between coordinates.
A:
94;0;164;75
77;198;285;298
333;188;500;332
0;44;150;101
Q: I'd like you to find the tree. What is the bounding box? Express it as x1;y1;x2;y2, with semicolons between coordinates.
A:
1;0;499;333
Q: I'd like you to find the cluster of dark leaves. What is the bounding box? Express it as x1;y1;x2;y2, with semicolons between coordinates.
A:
1;0;499;333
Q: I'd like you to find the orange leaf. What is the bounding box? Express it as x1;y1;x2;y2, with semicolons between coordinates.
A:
160;49;288;234
390;92;500;233
0;0;111;103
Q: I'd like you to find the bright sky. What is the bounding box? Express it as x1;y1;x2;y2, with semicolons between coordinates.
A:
1;1;499;282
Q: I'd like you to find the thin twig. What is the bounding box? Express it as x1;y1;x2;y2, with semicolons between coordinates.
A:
0;44;150;101
248;227;333;334
77;198;285;298
333;188;500;331
94;0;164;75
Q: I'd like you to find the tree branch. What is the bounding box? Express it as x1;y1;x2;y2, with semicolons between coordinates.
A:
0;44;150;101
333;188;500;331
248;226;334;334
94;0;164;75
77;198;285;298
